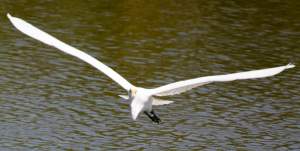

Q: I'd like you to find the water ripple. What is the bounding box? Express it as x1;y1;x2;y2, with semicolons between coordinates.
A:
0;0;299;150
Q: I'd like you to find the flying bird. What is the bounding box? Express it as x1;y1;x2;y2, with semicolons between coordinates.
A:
7;13;295;124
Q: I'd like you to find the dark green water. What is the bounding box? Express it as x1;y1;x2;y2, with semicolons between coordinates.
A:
0;0;299;150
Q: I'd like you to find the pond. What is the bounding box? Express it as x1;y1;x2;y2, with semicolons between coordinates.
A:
0;0;299;150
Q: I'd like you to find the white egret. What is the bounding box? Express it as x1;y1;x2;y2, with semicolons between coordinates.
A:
7;13;295;124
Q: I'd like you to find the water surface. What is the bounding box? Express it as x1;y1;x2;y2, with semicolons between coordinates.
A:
0;0;299;150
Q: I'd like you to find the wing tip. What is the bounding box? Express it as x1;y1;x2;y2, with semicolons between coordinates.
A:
7;13;12;19
286;63;295;69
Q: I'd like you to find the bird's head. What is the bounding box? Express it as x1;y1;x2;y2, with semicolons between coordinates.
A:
128;87;137;99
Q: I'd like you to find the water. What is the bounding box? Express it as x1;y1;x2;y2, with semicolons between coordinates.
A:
0;0;299;150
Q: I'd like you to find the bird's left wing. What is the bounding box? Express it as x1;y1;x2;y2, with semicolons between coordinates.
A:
7;13;134;91
150;64;295;96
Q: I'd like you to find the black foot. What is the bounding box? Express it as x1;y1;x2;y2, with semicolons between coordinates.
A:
144;110;161;124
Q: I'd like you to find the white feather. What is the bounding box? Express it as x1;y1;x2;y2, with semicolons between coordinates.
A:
152;98;174;106
118;95;173;106
7;13;133;91
118;95;129;100
151;64;295;96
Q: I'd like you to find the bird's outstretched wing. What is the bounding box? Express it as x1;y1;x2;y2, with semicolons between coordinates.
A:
7;13;134;91
150;64;295;96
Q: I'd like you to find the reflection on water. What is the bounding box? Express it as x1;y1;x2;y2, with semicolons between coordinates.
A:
0;0;299;150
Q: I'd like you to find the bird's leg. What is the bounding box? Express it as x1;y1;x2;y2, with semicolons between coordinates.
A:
150;110;161;123
144;111;156;123
144;110;161;124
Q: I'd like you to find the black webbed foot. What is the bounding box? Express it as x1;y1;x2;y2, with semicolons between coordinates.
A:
144;110;161;124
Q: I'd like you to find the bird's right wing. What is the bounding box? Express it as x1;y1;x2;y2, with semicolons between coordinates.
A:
150;64;295;96
7;13;134;91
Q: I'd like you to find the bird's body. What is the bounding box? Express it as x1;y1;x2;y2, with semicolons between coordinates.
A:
130;87;152;119
7;13;295;124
